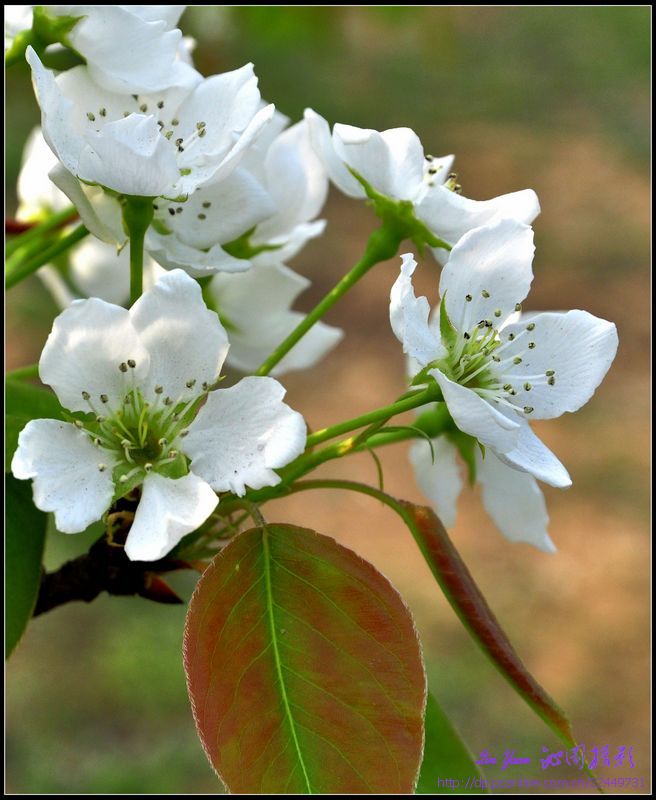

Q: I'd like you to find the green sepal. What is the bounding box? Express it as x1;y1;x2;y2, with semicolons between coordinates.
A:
151;217;172;236
156;451;190;480
161;193;189;203
197;277;238;333
414;402;452;439
438;292;459;351
5;6;84;67
111;464;144;503
348;167;452;252
222;226;283;261
5;29;35;67
111;452;191;504
32;6;84;50
447;429;479;486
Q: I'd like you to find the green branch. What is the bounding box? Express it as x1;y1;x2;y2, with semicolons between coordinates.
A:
5;206;78;259
5;224;88;289
255;223;404;376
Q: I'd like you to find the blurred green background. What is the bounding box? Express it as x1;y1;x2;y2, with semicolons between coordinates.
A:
6;6;650;794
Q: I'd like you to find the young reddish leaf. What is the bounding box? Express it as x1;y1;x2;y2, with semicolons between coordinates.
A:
399;500;575;748
183;523;426;794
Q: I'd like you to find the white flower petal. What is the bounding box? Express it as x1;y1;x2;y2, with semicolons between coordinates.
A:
439;219;535;333
498;310;619;420
477;451;556;553
38;266;77;308
67;238;129;305
184;376;307;495
5;5;32;45
48;163;124;244
129;270;229;402
68;6;196;95
409;437;463;528
174;63;262;152
26;47;83;174
252;219;327;266
210;263;343;375
175;102;276;195
495;419;571;488
78;114;180;196
423;154;455;187
304;108;364;197
333;124;425;201
417;186;540;251
390;254;443;368
128;6;187;27
145;230;250;276
124;472;218;561
39;298;149;412
11;419;116;533
430;368;520;453
162;168;275;250
255;119;328;240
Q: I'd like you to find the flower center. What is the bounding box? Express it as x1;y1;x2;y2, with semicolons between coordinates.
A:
74;360;207;488
84;95;209;172
437;301;558;417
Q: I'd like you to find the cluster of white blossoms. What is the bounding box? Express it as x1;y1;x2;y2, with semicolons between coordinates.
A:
9;5;618;558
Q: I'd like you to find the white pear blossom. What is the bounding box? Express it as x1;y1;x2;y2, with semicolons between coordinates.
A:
390;219;618;491
27;47;274;199
146;117;328;275
305;109;539;255
11;270;307;561
410;434;556;552
207;262;343;375
15;128;339;372
8;6;195;94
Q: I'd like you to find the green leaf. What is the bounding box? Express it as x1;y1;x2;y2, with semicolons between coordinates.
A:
417;693;486;794
6;475;47;656
184;523;427;794
5;378;65;469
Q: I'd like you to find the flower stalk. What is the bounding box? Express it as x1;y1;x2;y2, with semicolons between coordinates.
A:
121;196;155;304
255;223;405;376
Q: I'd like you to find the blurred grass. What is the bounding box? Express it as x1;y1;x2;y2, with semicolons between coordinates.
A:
5;6;650;794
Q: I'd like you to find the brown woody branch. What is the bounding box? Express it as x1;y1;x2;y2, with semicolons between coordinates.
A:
33;524;192;617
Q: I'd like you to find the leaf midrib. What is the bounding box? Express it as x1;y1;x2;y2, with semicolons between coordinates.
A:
261;525;313;794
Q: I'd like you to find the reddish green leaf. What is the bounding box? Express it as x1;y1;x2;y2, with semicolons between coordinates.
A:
183;523;426;794
399;500;575;748
292;481;576;752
